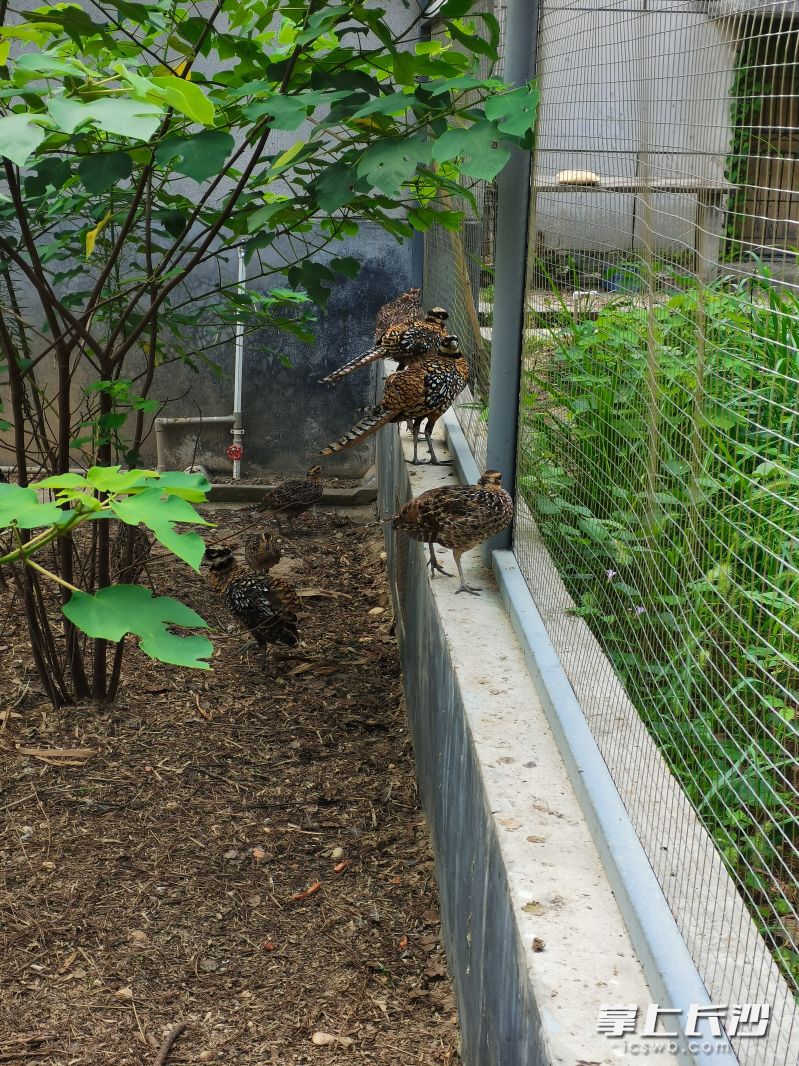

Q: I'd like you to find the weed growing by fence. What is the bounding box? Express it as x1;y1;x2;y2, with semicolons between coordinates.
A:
520;270;799;988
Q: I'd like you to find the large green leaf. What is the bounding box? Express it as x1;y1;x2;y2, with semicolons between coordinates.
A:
357;136;430;195
47;95;90;134
244;94;315;131
0;483;73;528
0;114;46;166
63;584;212;669
109;487;208;570
155;130;234;182
78;151;133;193
147;471;211;502
150;76;215;125
24;156;71;197
86;465;158;493
432;121;510;181
84;98;163;140
485;84;539;138
14;52;89;78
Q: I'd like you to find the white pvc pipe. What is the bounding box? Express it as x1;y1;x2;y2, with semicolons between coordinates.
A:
232;245;246;480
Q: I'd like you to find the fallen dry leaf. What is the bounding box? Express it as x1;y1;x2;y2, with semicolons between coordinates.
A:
290;881;321;902
398;935;408;950
15;745;98;763
113;986;133;1001
522;901;544;915
252;847;267;861
311;1032;353;1047
333;860;349;874
532;937;545;952
498;818;521;830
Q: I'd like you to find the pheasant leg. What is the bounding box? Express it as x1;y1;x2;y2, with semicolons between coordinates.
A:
427;541;452;578
410;420;423;465
453;552;481;595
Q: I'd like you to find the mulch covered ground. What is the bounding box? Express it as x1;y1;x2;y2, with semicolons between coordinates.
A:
0;506;461;1065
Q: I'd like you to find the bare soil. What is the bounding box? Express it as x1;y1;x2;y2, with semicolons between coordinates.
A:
0;508;461;1065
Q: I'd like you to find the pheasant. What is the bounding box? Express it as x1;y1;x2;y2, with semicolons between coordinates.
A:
391;470;513;595
320;335;468;466
374;287;422;339
319;307;449;384
243;531;300;614
203;544;299;669
256;465;323;531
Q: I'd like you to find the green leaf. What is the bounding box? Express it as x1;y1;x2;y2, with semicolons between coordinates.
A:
47;95;90;134
485;84;539;137
14;51;89;78
139;471;211;503
0;114;46;166
244;94;314;131
84;98;163;141
78;151;133;193
24;156;71;197
34;473;90;491
392;51;416;87
63;585;212;669
86;465;159;493
0;483;72;528
109;487;209;570
432;121;510;180
357;136;430;195
155;130;234;182
150;75;215;126
431;0;475;14
313;163;361;213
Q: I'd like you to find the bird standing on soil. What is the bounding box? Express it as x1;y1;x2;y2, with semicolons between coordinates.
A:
203;544;299;669
244;531;300;614
373;287;422;339
391;470;513;595
256;465;323;532
319;307;450;384
320;335;469;466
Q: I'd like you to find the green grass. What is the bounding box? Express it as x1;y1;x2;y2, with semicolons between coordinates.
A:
519;269;799;988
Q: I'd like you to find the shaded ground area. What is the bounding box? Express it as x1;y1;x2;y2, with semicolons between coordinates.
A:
0;507;460;1065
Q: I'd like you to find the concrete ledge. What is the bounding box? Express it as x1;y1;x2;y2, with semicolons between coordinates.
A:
377;423;682;1066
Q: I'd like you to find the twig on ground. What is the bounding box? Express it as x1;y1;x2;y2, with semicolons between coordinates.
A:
154;1022;187;1066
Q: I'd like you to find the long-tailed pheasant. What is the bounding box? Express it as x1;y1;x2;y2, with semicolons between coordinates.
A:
203;544;299;668
320;335;468;465
391;470;513;594
319;307;449;384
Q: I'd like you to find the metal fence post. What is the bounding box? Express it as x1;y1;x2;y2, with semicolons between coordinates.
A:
483;0;539;557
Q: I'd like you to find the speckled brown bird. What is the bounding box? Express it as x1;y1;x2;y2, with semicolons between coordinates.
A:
391;470;513;594
320;335;468;465
319;307;449;384
203;544;299;668
243;531;300;614
374;287;422;340
256;465;323;530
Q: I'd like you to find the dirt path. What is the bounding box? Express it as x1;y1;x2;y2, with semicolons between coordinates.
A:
0;508;461;1065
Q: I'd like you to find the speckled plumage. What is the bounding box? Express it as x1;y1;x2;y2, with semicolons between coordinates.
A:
391;470;513;594
257;465;323;520
319;308;449;384
204;545;299;660
374;288;422;339
243;532;300;614
320;335;468;465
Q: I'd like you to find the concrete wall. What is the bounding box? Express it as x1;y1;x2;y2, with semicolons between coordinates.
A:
535;0;736;257
377;420;680;1066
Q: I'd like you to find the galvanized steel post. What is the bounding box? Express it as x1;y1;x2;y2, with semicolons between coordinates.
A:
483;0;539;557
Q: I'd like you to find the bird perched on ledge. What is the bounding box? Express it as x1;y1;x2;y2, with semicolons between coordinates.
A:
319;307;449;384
203;543;299;669
391;470;513;595
256;465;323;531
320;334;468;465
374;287;422;339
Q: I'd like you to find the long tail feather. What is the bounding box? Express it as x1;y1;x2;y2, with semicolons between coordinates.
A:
319;346;383;384
320;405;394;455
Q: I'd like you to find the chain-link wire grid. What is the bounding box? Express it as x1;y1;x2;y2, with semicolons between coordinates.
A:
422;1;507;470
513;1;799;1061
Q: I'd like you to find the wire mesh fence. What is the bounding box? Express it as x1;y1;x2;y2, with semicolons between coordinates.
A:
426;0;799;1061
